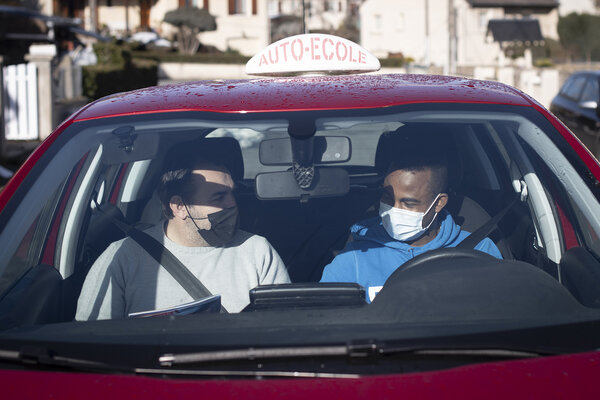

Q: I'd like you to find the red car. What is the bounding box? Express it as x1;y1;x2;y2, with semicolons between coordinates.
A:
2;35;600;398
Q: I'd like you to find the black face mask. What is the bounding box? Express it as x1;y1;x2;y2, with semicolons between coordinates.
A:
185;205;239;247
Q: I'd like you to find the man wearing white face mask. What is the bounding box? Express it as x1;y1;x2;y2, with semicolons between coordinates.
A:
320;144;502;302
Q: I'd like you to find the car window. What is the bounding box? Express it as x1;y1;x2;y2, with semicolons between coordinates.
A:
1;104;600;338
559;76;575;96
0;183;64;295
562;76;587;100
580;77;600;103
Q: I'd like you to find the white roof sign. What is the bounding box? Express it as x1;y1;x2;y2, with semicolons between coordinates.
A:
246;34;381;77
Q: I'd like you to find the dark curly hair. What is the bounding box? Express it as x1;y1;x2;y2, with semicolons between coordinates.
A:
376;124;450;199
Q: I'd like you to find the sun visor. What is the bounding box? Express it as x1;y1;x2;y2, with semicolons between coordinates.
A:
255;168;349;201
103;126;161;164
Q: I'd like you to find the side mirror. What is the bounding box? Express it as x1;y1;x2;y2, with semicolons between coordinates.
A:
579;100;598;110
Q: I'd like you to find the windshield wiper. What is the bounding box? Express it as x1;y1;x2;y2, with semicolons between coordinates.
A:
160;344;349;365
0;346;134;373
136;367;360;379
0;341;551;379
0;347;359;379
159;340;547;367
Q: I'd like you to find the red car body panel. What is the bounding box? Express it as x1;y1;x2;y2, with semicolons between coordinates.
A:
73;74;533;121
4;351;600;399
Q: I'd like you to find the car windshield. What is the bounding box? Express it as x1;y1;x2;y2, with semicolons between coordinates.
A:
1;103;600;370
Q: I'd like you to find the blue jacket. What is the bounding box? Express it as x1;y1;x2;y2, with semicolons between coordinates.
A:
320;211;502;301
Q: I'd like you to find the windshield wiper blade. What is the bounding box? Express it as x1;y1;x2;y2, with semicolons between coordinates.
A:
160;344;350;366
1;346;359;378
0;346;134;373
159;340;547;367
399;348;542;358
137;367;360;379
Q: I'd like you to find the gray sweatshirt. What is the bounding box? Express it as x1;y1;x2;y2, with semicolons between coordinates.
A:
76;224;290;320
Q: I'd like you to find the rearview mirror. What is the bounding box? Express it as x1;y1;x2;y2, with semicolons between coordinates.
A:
259;136;351;165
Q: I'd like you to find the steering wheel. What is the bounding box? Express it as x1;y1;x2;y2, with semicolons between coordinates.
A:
370;247;585;321
370;248;499;309
395;247;497;273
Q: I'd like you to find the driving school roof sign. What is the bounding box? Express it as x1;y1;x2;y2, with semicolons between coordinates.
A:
246;34;381;77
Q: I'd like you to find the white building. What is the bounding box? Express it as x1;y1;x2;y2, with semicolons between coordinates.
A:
306;0;352;31
195;1;270;56
87;0;270;56
71;0;357;56
268;0;361;30
559;0;600;16
268;0;362;41
360;0;559;72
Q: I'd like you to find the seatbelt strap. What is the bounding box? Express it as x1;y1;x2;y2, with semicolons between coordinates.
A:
456;194;520;251
95;204;228;313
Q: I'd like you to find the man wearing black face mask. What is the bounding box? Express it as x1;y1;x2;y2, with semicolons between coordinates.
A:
76;152;290;320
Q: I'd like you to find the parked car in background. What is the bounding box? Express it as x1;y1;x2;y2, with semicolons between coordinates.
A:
127;30;172;50
550;71;600;158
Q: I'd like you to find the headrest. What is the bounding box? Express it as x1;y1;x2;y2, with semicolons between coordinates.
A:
163;137;244;181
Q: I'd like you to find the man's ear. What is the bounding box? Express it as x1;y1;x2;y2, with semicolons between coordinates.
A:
435;193;449;213
169;195;188;220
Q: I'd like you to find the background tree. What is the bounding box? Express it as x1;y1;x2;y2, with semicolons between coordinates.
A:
558;12;600;62
164;6;216;55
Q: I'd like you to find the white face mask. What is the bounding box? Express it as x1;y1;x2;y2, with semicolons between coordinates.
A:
379;194;441;242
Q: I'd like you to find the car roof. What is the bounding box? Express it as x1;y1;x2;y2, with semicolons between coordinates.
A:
73;74;534;121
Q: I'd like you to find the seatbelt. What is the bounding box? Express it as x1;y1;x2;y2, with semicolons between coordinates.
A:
456;194;520;251
95;203;228;313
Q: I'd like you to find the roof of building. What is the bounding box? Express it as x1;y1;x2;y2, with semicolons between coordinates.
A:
0;5;80;26
468;0;559;8
487;19;544;43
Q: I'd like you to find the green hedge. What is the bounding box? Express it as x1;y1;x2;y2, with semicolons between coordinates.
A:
81;41;158;100
93;40;134;66
82;58;158;100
